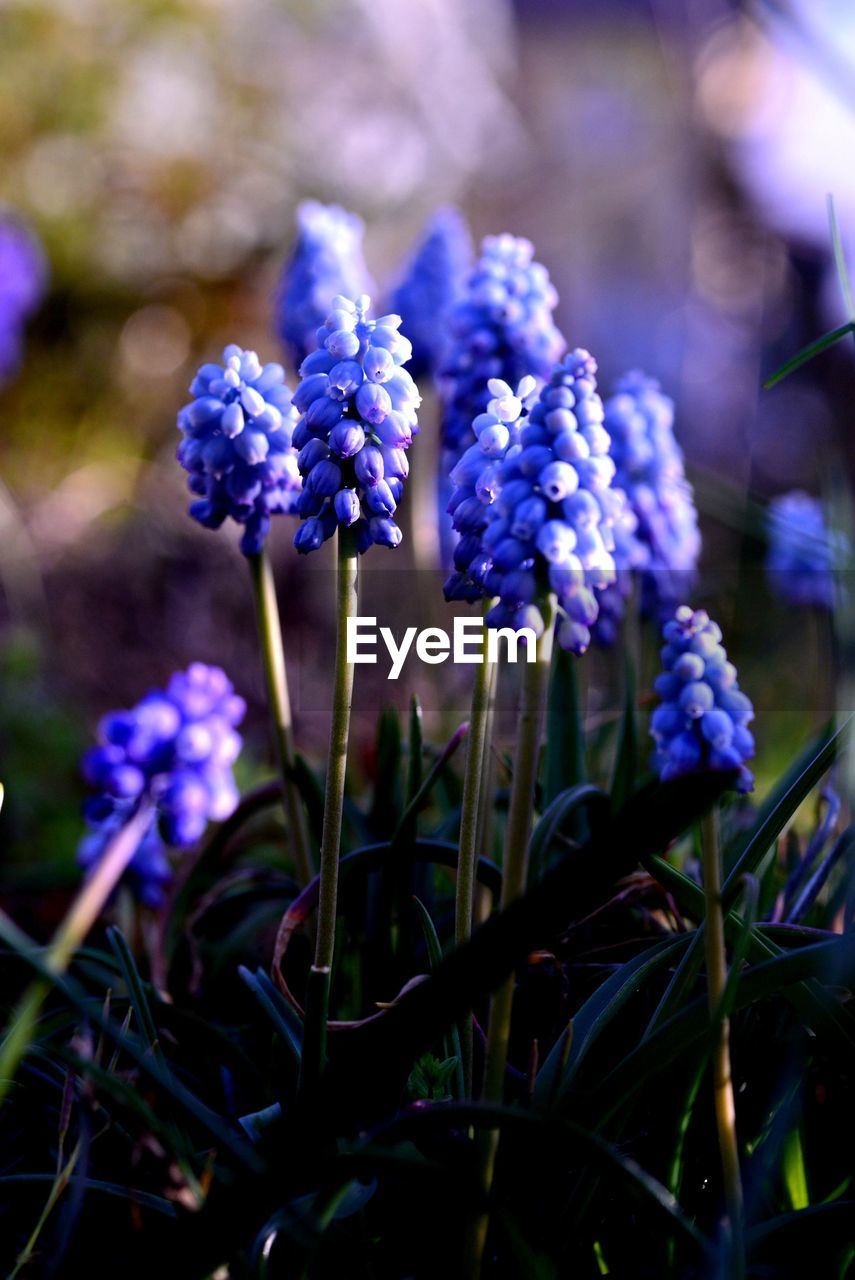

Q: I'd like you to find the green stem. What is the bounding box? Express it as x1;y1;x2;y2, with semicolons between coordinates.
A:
474;658;499;867
0;803;154;1105
469;598;556;1275
249;548;313;888
455;622;495;1095
301;528;358;1090
701;806;745;1280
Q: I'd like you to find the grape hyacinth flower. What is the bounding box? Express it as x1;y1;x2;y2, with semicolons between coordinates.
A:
275;201;373;369
438;233;566;467
290;292;421;554
766;490;844;609
602;371;700;619
650;606;755;793
0;215;47;382
78;664;246;905
389;207;472;381
176;346;302;556
444;349;622;654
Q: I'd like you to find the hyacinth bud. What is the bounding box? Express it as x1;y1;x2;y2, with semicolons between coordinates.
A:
650;606;755;793
765;491;847;610
389;207;473;381
275;201;374;368
291;294;420;554
442;351;624;655
177;347;302;555
77;665;246;907
438;233;566;492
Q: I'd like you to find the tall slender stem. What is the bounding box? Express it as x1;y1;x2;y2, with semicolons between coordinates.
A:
475;658;499;871
468;599;555;1275
249;548;313;888
455;618;495;1094
701;805;744;1280
300;528;358;1089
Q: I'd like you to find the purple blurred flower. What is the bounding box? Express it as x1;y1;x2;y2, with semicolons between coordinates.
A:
275;201;373;368
438;233;566;467
766;490;846;610
78;663;246;905
389;207;472;381
0;215;47;382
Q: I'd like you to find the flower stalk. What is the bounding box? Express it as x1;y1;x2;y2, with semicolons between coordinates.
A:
454;608;496;1093
469;597;555;1274
300;527;359;1089
700;805;744;1279
249;548;313;888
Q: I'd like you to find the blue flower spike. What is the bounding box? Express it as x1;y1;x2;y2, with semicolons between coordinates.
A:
177;346;303;555
439;233;565;470
444;349;623;653
291;293;421;554
650;606;755;794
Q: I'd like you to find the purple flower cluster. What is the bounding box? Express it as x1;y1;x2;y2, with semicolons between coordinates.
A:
291;293;421;554
766;491;844;610
602;372;700;617
176;346;302;556
389;207;472;381
444;350;623;653
651;606;755;793
0;216;46;382
438;233;565;466
78;664;246;905
275;201;373;369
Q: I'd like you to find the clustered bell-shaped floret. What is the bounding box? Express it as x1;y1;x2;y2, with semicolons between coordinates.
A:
78;664;246;905
389;207;472;381
0;216;46;382
444;350;622;653
290;293;421;554
438;233;565;467
275;201;373;369
591;494;647;647
766;491;845;610
177;346;302;556
603;372;700;617
650;606;755;793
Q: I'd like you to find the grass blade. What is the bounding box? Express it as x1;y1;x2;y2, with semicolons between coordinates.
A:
764;322;855;389
543;646;586;807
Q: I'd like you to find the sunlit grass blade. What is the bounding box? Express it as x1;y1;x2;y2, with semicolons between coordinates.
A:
764;322;855;390
828;193;855;319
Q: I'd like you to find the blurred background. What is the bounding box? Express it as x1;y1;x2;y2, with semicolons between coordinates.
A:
1;0;853;887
